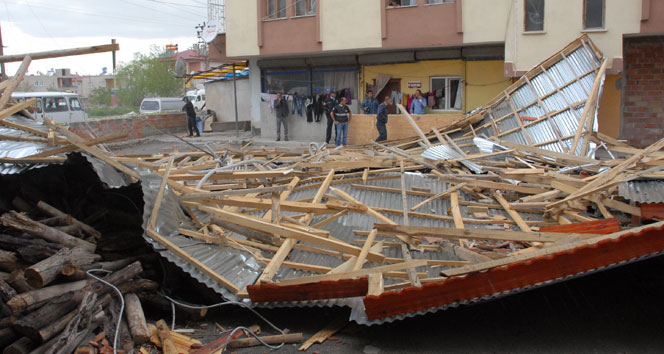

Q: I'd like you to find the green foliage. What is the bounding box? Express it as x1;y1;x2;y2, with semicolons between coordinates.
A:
89;87;111;107
86;106;134;118
115;50;182;108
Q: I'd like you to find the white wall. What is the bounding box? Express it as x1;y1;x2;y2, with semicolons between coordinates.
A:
320;0;382;51
226;0;260;57
503;0;641;73
204;78;252;123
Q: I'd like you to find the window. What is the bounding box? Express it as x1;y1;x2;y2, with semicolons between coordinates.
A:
426;0;455;4
295;0;316;16
44;97;69;113
69;97;82;111
525;0;545;32
267;0;286;19
584;0;604;29
387;0;416;7
430;77;462;111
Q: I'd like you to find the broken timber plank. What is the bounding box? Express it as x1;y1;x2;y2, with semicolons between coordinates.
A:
200;206;385;264
494;191;532;232
276;260;428;286
0;43;119;63
373;224;579;242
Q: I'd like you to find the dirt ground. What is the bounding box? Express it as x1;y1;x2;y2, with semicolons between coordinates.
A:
110;132;664;354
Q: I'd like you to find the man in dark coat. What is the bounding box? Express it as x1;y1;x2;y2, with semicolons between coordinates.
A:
275;92;289;141
376;96;390;142
182;97;199;137
324;91;338;144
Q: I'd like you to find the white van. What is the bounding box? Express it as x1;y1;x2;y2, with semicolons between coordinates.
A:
11;92;88;124
186;89;206;112
193;89;205;112
139;97;184;115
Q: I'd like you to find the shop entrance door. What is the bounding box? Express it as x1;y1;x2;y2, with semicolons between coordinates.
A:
376;79;401;114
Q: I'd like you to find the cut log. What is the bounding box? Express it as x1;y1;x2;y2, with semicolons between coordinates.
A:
0;250;20;272
0;234;62;253
37;216;70;227
124;293;150;345
0;212;95;252
44;292;97;354
7;280;88;314
0;328;18;351
227;333;303;348
155;319;178;354
3;337;36;354
24;248;101;288
8;271;33;294
13;261;142;340
16;246;58;265
0;280;17;302
36;295;111;344
36;201;101;240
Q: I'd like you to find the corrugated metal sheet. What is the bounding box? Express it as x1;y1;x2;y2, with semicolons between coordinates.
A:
0;115;56;174
420;146;483;174
138;169;261;303
618;180;664;203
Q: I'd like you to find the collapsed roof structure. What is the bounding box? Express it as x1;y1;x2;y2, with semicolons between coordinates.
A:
1;35;663;344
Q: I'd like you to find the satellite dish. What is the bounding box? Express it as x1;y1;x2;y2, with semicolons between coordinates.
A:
175;57;186;77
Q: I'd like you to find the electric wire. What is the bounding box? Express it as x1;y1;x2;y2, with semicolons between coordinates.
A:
87;269;125;354
161;293;288;350
3;0;195;28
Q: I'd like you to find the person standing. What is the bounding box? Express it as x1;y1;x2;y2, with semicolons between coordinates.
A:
182;97;200;137
376;96;390;142
361;90;379;114
409;89;427;115
331;97;352;147
324;91;338;144
274;92;289;141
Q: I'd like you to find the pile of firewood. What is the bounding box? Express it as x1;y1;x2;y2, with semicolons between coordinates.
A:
0;199;159;354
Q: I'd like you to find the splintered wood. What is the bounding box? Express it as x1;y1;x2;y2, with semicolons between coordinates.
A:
1;34;663;341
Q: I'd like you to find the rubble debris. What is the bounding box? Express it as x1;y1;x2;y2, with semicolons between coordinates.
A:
0;34;664;352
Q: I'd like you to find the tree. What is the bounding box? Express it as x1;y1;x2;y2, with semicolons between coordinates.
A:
89;87;111;106
115;48;182;107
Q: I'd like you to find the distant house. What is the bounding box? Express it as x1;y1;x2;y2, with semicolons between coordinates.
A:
18;68;115;106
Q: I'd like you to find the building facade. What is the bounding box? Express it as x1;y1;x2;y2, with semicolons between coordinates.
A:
17;68;116;106
218;0;664;145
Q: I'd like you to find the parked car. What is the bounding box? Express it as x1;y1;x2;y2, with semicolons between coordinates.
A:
11;92;88;124
186;89;206;112
139;97;184;115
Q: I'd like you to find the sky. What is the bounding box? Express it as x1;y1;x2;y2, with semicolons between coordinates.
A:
1;0;207;76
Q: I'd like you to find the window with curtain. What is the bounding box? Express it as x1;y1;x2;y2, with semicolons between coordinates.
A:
296;0;316;16
584;0;604;29
524;0;545;32
430;77;462;111
387;0;417;7
267;0;286;19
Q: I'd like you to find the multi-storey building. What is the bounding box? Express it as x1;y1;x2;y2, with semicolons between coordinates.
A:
213;0;664;146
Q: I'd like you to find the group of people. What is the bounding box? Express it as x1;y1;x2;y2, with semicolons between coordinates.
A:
273;88;428;146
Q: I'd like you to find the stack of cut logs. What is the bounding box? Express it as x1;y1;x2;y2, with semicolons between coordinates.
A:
0;200;156;354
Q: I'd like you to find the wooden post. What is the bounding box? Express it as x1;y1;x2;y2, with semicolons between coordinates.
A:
124;293;150;345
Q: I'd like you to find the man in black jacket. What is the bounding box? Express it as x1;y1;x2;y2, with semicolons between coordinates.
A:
375;96;390;142
275;92;289;141
324;91;337;144
182;97;199;137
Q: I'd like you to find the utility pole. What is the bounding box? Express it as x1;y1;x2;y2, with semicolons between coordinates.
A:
0;23;6;79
